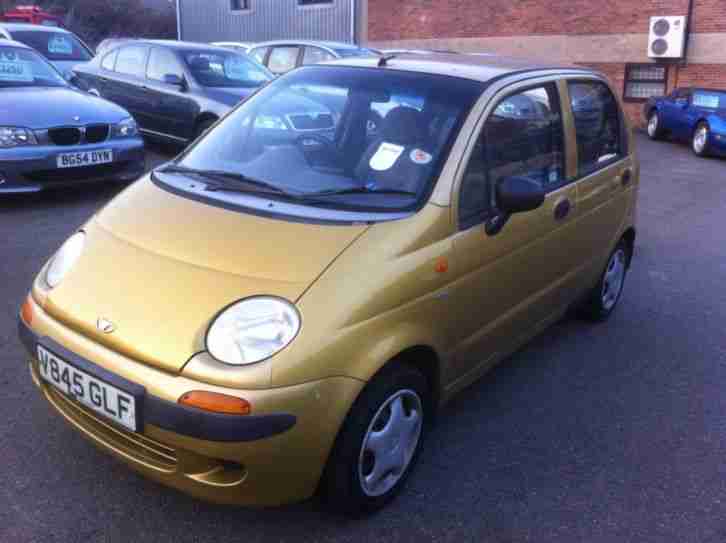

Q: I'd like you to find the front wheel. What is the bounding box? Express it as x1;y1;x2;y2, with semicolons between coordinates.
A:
579;240;629;322
647;110;664;140
320;363;428;515
692;123;711;157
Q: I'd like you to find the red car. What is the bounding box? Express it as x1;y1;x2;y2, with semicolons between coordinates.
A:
1;5;64;27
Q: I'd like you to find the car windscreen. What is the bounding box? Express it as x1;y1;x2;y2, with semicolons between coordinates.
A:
0;46;67;88
183;50;272;88
173;66;485;213
10;30;92;62
692;90;726;110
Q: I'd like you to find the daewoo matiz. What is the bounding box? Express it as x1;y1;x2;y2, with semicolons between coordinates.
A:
19;54;639;513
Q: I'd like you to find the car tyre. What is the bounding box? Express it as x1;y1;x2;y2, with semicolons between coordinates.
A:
692;122;711;157
579;239;630;322
646;110;663;140
320;362;429;516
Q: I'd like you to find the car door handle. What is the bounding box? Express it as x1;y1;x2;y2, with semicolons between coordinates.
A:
554;198;571;221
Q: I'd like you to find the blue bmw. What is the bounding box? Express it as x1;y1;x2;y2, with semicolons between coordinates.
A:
644;87;726;158
0;40;144;194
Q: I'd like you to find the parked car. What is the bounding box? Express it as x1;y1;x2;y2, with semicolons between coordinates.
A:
19;54;638;513
73;40;274;144
0;5;64;27
0;23;93;79
645;87;726;157
0;40;144;193
212;41;255;54
381;48;459;55
248;40;379;75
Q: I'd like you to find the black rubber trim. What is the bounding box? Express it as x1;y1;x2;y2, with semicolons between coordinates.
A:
18;318;297;443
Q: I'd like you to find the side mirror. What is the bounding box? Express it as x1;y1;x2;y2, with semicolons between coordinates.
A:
163;73;187;90
486;176;545;236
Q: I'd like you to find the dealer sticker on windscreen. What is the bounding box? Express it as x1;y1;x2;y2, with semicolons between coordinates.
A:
37;345;138;432
0;60;33;82
57;149;113;169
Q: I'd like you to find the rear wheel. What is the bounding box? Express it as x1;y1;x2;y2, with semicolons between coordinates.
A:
692;122;710;157
320;363;428;515
647;110;663;140
579;239;629;322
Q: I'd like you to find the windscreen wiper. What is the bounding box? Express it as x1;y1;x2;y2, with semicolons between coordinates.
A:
157;164;289;196
304;187;417;198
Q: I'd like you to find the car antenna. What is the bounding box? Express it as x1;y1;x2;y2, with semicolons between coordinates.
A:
378;54;396;67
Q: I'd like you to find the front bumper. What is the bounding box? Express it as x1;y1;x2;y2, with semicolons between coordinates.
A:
0;137;145;193
19;297;364;506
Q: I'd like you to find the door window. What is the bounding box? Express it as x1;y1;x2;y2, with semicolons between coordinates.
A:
568;81;622;176
147;47;184;82
115;45;148;78
250;46;269;65
302;46;336;65
101;49;118;71
459;83;565;229
267;46;299;74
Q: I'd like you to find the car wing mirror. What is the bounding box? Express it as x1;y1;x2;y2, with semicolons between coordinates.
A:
485;175;545;236
163;73;188;91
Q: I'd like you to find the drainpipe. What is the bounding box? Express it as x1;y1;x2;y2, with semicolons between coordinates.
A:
683;0;695;64
176;0;182;41
350;0;356;44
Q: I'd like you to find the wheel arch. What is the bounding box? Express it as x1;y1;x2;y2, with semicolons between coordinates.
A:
622;227;636;268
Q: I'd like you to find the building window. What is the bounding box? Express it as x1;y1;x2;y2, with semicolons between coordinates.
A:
624;64;668;102
230;0;250;11
298;0;334;6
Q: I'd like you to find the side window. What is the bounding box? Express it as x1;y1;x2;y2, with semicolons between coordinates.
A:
302;46;335;65
115;45;148;78
267;46;299;74
458;84;564;229
101;49;118;71
568;81;622;176
147;47;183;82
250;46;269;65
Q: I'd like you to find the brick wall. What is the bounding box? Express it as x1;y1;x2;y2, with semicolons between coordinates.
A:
368;0;696;42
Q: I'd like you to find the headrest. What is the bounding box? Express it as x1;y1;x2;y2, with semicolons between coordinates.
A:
381;106;425;145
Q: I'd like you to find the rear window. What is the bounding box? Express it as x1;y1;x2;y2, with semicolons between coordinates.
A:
10;30;92;62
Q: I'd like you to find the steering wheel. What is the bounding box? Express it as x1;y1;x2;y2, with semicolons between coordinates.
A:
295;134;338;166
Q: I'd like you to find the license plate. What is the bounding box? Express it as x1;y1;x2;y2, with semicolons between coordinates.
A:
56;149;113;169
37;345;138;432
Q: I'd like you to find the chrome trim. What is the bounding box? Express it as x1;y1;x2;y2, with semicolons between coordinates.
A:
139;127;188;143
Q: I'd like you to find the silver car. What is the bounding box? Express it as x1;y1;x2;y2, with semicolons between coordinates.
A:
0;41;145;194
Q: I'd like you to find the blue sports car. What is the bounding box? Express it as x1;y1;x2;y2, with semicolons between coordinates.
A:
644;87;726;158
0;40;145;194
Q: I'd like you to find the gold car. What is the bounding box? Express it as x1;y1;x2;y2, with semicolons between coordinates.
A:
19;54;638;513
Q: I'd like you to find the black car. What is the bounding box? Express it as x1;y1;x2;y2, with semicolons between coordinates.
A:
73;40;274;144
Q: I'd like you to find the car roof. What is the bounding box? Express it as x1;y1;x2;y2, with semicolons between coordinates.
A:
324;52;592;83
0;39;32;50
0;23;72;34
249;40;370;51
124;39;237;53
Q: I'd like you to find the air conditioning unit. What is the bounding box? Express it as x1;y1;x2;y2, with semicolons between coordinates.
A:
648;16;687;59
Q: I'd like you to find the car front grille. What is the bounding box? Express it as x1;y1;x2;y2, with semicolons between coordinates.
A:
46;124;110;146
85;124;110;143
24;162;132;183
48;127;82;146
45;385;178;473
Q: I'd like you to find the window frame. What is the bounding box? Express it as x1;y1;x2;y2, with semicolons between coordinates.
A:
457;81;567;230
566;77;629;179
101;48;118;72
297;0;335;8
230;0;251;11
623;63;668;103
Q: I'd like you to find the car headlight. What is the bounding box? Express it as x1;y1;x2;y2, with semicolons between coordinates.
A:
206;296;301;365
45;232;85;289
0;126;37;148
112;117;138;138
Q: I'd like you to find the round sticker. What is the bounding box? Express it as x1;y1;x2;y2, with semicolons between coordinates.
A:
410;149;432;165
